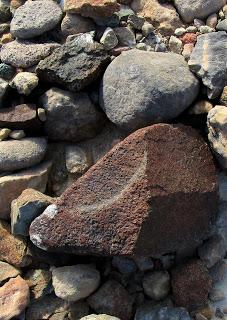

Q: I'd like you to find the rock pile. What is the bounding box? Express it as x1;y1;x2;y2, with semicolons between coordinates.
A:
0;0;226;319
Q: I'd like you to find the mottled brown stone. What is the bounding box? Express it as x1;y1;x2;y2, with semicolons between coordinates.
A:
30;124;218;257
0;104;41;133
171;259;212;310
64;0;120;17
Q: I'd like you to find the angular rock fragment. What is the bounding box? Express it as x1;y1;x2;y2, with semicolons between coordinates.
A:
131;0;183;35
1;40;60;68
36;35;110;92
10;72;39;95
10;0;63;39
30;124;218;257
171;260;212;310
174;0;226;23
0;137;47;172
25;269;52;301
0;161;51;219
11;188;53;236
0;261;21;285
188;32;227;99
40;87;103;142
100;50;199;131
0;104;41;133
0;276;30;320
61;13;95;37
64;0;120;18
0;220;32;267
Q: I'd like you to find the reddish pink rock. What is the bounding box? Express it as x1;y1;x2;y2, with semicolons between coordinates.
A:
30;124;218;257
171;260;212;310
179;32;198;45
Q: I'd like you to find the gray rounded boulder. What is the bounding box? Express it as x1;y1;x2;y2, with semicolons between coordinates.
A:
0;138;47;172
10;0;63;39
100;49;199;131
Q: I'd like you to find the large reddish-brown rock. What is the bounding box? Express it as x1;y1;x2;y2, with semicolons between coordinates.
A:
30;124;218;256
171;259;212;310
0;104;41;133
64;0;120;18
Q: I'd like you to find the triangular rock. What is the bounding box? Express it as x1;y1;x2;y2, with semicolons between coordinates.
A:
30;124;218;256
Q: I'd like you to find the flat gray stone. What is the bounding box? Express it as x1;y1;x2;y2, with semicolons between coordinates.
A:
135;306;191;320
216;18;227;31
189;32;227;99
11;0;63;39
0;138;47;172
174;0;226;23
100;49;199;131
1;40;59;68
40;87;103;142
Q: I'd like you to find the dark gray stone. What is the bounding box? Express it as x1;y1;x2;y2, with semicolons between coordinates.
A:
100;49;199;131
135;306;191;320
40;87;103;142
10;0;63;39
188;31;227;99
36;34;110;91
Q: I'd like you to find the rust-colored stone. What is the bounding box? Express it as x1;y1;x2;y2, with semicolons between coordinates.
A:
171;259;212;310
64;0;120;18
0;104;41;133
30;124;218;257
179;33;198;45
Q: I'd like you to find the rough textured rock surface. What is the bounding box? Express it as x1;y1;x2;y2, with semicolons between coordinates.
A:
10;0;63;39
87;280;133;320
40;87;103;142
174;0;226;23
52;264;100;301
64;0;120;18
30;124;218;257
0;220;31;267
0;138;47;172
0;276;30;320
81;316;120;320
25;269;52;301
188;32;227;99
100;50;199;131
135;306;191;320
36;35;110;92
0;161;51;219
171;260;212;310
0;104;41;133
0;261;20;284
131;0;183;35
0;40;59;68
61;13;95;37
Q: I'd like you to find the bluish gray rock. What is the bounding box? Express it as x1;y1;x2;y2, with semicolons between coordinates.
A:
0;138;47;172
100;49;199;131
135;306;191;320
10;0;63;39
188;32;227;99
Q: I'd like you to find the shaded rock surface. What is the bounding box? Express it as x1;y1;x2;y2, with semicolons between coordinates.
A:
1;40;60;68
174;0;226;23
0;161;51;219
135;306;191;320
25;269;52;301
188;32;227;99
0;261;20;284
30;124;217;257
100;49;199;131
36;35;110;92
0;276;30;320
0;137;47;172
10;0;63;39
40;87;103;142
61;13;95;37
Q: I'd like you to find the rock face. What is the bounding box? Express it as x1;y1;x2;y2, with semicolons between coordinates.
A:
10;72;39;96
0;261;20;284
171;260;212;310
40;87;103;142
174;0;226;23
0;104;41;133
52;264;100;301
0;161;51;219
30;124;218;257
135;306;191;320
100;50;199;131
10;0;63;39
64;0;120;18
207;105;227;169
0;138;47;172
1;40;59;68
61;13;95;37
188;32;227;99
0;276;30;320
87;280;133;320
131;0;183;35
36;35;110;92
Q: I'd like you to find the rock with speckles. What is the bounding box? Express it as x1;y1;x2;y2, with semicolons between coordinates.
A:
30;124;218;257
